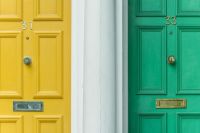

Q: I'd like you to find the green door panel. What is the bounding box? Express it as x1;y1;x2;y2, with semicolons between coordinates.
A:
178;27;200;94
136;0;166;16
138;27;166;94
129;0;200;133
177;113;200;133
138;113;166;133
177;0;200;16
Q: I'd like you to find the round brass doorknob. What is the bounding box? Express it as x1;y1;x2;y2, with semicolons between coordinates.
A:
168;56;176;64
24;56;32;65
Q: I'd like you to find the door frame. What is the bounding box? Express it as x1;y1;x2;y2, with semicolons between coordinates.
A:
71;0;128;133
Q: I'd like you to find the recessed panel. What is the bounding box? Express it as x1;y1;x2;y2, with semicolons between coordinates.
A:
178;27;200;94
136;0;166;16
0;0;22;20
34;31;63;98
138;27;166;94
0;32;22;98
177;0;200;16
138;113;166;133
34;115;63;133
177;113;200;133
0;116;22;133
34;0;63;20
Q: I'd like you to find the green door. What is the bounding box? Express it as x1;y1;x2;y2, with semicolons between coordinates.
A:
129;0;200;133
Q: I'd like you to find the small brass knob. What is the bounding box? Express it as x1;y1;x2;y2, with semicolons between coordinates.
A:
168;56;176;64
24;56;32;65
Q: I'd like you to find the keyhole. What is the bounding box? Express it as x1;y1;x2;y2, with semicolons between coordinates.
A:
26;37;30;40
169;31;173;35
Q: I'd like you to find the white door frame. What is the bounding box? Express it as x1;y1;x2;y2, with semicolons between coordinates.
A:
71;0;128;132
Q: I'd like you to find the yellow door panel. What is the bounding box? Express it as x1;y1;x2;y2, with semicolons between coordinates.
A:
34;115;63;133
34;0;63;20
0;32;22;98
0;0;71;133
33;31;63;99
0;115;23;133
0;0;22;20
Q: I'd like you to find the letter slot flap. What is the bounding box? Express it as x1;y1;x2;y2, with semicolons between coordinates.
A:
156;99;186;109
13;101;43;112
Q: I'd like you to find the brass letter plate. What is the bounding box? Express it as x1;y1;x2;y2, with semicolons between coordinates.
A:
156;99;186;109
13;101;43;112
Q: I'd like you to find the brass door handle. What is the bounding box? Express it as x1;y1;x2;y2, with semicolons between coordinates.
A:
168;56;176;64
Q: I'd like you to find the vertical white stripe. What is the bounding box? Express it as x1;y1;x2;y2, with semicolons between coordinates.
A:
116;0;123;132
71;0;85;133
84;0;101;132
100;0;116;132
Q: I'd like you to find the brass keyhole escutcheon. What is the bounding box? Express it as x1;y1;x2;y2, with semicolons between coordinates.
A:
26;37;29;40
168;56;176;64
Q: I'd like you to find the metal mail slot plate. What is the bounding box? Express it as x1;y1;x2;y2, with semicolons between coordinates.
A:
156;99;186;109
13;101;43;112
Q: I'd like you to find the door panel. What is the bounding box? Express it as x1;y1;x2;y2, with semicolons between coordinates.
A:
177;113;200;133
33;0;63;20
137;26;166;94
138;113;166;133
136;0;166;16
178;27;200;94
33;31;63;98
34;115;63;133
0;0;22;20
0;32;22;98
177;0;200;16
0;115;22;133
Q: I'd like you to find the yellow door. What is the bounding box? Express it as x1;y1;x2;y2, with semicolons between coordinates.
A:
0;0;71;133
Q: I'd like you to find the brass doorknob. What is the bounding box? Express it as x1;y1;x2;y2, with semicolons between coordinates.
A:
168;56;176;64
24;56;32;65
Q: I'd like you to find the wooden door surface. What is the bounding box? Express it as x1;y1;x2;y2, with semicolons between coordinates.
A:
0;1;71;133
129;0;200;132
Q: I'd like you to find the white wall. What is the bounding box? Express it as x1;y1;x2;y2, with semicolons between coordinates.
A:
72;0;128;133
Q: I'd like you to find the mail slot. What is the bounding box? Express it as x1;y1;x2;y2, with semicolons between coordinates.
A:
13;101;43;112
156;99;186;109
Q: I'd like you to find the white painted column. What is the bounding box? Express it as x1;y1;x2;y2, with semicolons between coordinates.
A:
83;0;116;133
71;0;85;133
